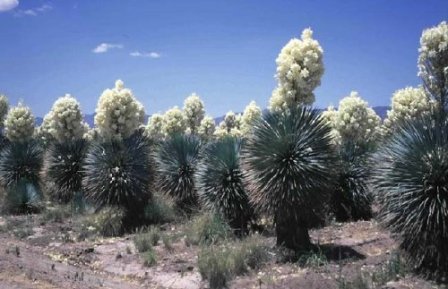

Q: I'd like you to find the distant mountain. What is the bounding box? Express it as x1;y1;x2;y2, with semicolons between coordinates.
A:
34;106;390;128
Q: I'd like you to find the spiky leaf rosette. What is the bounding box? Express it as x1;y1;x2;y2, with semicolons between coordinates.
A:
0;140;44;213
196;136;253;234
155;134;201;212
374;114;448;279
242;106;336;250
83;131;154;226
45;139;89;203
331;141;372;222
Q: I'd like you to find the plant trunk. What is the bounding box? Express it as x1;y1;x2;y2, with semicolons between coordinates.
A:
275;215;311;251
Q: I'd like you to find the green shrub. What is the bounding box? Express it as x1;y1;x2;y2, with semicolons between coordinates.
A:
133;228;158;253
154;134;201;212
162;234;174;252
196;137;253;234
92;206;125;237
42;205;72;223
198;235;270;289
231;234;270;275
144;194;176;224
185;212;231;246
142;248;157;267
373;115;448;279
198;246;233;289
83;131;154;227
243;106;336;250
297;249;328;269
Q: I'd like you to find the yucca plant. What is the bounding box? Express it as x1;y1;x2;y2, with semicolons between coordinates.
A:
196;136;253;234
242;106;336;250
154;134;201;212
331;141;373;222
45;139;89;205
373;114;448;279
83;131;154;227
0;140;44;213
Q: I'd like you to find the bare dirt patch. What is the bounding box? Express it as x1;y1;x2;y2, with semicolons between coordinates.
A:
0;215;444;289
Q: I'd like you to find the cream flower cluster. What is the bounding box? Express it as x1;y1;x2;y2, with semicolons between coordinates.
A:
383;87;431;132
146;113;164;140
323;92;381;144
240;101;262;134
183;93;205;133
198;116;216;139
0;94;9;127
94;80;145;140
418;21;448;99
4;103;35;142
162;106;187;136
48;94;88;142
270;28;324;111
214;111;242;138
35;111;55;143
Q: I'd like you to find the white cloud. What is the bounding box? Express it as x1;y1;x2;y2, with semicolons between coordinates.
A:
92;43;124;54
14;3;52;17
0;0;18;12
130;51;161;59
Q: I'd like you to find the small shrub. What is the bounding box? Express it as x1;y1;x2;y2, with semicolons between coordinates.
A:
42;205;72;223
144;195;176;224
91;207;124;237
134;230;156;253
142;248;157;267
185;212;231;246
198;235;270;289
336;253;409;289
297;249;328;269
238;235;270;270
198;246;232;289
370;253;408;286
148;227;161;246
162;234;174;252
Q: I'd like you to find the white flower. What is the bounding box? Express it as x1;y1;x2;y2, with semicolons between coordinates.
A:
145;113;164;140
418;21;448;101
270;28;324;111
214;111;242;138
240;101;262;134
162;106;186;136
198;115;216;140
4;103;35;143
183;93;205;134
383;86;431;134
94;79;145;140
323;91;381;144
47;94;88;142
0;94;9;127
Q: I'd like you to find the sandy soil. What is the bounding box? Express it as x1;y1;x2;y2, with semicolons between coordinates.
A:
0;215;444;289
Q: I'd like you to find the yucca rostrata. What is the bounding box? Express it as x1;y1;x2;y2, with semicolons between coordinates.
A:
155;134;201;212
196;136;253;234
83;130;154;227
374;114;448;279
243;106;336;250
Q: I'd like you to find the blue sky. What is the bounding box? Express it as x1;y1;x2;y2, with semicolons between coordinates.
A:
0;0;447;117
